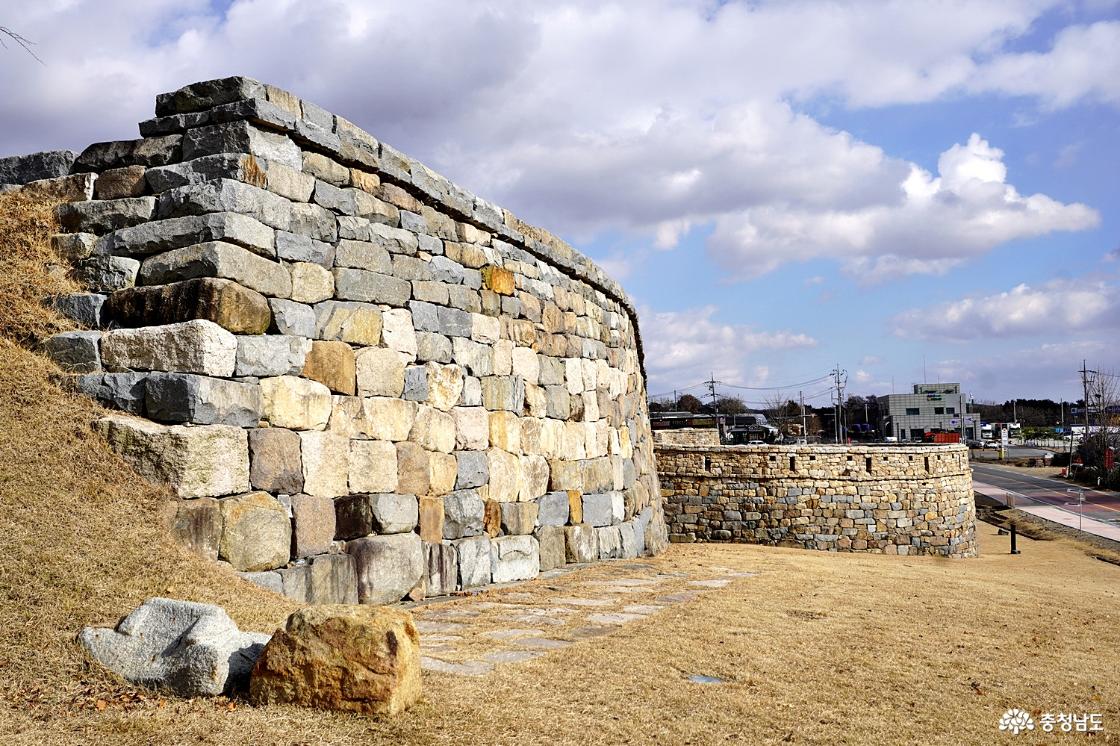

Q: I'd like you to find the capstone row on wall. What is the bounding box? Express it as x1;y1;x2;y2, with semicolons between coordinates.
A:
2;76;668;603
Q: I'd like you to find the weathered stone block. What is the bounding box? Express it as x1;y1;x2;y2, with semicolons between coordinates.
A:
74;135;182;171
349;440;399;494
268;298;315;337
140;241;291;298
48;292;105;328
488;411;521;453
453;406;489;451
0;149;74;185
337;493;418;539
302;340;356;395
485;448;521;502
99;213;274;258
220;491;292;571
596;526;623;560
307;554;360;605
169;497;222;561
519;454;550;502
156;179;293;232
582;492;622;528
96;415;249;497
75;372;148;414
259;375;332;430
500;502;538;535
291;493;335;558
105;278;270;334
454;535;491;588
361;397;416;441
300;431;350;498
536;491;570;527
101;319;236;376
276;230;334;265
565;523;598;563
396;441;430;496
348;532;424;605
249;428;304;494
355;348;406;397
617;521;639;559
58;196;156;234
443;490;484;539
314;301;382;345
235;334;311;377
182;121;301;170
535;525;566;572
73;255;140;293
333;268;410;306
455;450;488;489
249;605;420;715
424;542;458;597
429;451;457;494
289;262;335;304
481;265;515;295
144;373;261;427
410;406;455;453
43;331;101;373
381;308;417;359
490;535;539;583
95;165;147;199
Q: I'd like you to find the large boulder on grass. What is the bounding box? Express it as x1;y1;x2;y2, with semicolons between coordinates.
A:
249;605;421;715
78;597;270;697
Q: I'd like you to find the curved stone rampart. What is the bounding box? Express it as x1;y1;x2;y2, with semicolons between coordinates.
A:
657;444;975;557
17;76;667;605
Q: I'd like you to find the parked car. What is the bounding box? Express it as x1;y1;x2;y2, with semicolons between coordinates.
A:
747;440;765;445
965;439;982;448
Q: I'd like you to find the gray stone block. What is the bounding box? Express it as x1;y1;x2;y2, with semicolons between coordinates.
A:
57;197;156;234
73;135;182;172
368;222;419;255
332;268;410;306
275;231;335;266
156;76;266;116
289;202;338;242
416;332;452;363
335;493;419;538
455;451;488;489
157;179;293;232
408;300;440;333
583;492;625;527
490;535;540;583
75;372;148;414
144;373;261;427
249;428;303;494
535;525;566;572
429;256;465;284
239;571;282;594
291;493;335;558
618;521;639;559
454;535;491;589
73;255;140;292
277;565;309;603
443;489;484;539
182;121;301;171
139;241;292;298
43;331;101;373
424;541;458;597
0;150;75;185
268;299;315;337
307;553;359;604
347;532;423;605
334;239;390;272
78;597;268;697
50;232;97;262
436;306;472;337
596;526;623;559
565;523;598;563
97;213;274;258
235;334;311;377
402;365;428;402
536;491;570;527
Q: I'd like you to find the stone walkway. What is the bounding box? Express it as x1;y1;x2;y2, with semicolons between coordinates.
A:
409;560;758;677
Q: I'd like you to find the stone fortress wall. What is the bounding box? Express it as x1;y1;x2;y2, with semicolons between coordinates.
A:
2;76;667;605
651;428;721;447
657;443;976;557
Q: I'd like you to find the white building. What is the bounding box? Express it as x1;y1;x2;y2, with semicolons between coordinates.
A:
880;383;978;442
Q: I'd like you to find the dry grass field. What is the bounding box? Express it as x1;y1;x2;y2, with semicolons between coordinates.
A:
2;191;1118;744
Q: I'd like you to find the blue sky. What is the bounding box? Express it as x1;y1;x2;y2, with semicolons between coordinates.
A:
0;1;1116;405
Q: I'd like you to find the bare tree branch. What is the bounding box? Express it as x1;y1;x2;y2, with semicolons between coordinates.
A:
1;25;43;64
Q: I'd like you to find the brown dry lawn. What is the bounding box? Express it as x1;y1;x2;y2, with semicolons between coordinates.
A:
2;192;1119;745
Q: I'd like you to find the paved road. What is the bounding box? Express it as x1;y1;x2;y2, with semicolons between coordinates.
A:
969;446;1053;461
971;462;1120;528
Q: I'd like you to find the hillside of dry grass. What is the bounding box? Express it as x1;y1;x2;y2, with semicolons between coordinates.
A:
1;191;1118;744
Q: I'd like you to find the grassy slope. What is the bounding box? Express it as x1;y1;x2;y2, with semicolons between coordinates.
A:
1;193;1118;744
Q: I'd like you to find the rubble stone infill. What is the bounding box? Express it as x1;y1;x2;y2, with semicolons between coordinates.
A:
1;75;668;606
658;444;976;557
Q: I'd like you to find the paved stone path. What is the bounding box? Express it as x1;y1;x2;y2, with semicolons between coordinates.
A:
410;560;759;677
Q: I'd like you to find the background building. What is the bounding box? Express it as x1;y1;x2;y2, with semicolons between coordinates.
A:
880;383;979;441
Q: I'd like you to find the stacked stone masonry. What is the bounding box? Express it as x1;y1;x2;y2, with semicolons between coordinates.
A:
4;76;667;606
658;444;976;557
651;428;721;447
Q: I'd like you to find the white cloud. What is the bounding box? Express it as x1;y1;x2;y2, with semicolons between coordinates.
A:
640;305;817;393
891;278;1120;340
707;134;1098;282
0;1;1106;283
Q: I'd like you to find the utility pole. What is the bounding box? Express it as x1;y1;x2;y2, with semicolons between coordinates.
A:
799;390;806;441
707;373;720;438
831;364;847;443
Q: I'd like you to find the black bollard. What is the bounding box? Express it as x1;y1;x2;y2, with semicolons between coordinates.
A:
1010;523;1020;555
